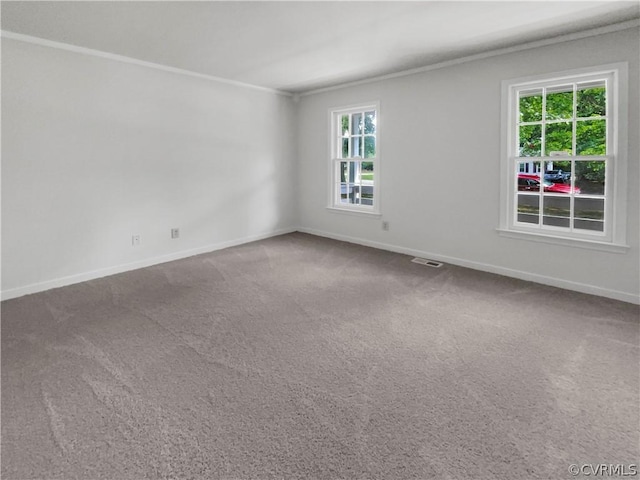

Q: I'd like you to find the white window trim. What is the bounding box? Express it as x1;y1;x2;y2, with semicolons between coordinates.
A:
498;63;629;253
327;102;381;216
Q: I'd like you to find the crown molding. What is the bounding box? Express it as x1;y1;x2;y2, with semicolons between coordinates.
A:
300;18;640;97
3;17;638;98
0;30;292;97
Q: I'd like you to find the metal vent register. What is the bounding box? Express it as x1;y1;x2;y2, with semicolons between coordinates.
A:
411;257;443;268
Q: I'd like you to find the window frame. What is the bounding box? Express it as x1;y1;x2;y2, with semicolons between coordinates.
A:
327;102;381;216
499;63;629;253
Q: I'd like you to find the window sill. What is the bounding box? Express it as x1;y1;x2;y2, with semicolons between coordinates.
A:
326;206;382;218
496;228;629;254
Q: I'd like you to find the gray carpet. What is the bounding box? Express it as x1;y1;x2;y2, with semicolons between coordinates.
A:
2;232;638;480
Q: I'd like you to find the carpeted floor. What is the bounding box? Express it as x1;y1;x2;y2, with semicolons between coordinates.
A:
2;232;639;479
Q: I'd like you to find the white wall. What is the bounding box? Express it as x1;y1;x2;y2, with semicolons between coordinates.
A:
297;27;640;303
1;38;297;298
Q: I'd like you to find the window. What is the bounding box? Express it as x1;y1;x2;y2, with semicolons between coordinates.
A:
329;103;379;213
500;64;628;251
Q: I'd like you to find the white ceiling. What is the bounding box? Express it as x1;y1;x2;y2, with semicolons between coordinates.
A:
2;1;639;93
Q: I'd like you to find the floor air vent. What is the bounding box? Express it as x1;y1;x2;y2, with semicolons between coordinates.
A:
411;257;443;268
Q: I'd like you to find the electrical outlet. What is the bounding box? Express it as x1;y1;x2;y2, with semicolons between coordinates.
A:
132;234;141;246
171;228;180;239
382;221;390;231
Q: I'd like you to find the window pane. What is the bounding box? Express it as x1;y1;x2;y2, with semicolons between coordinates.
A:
351;136;363;158
577;82;606;118
517;160;541;175
518;176;541;192
519;124;541;157
543;196;570;228
361;190;373;205
575;161;605;195
352;184;360;204
517;195;539;224
341;183;358;204
340;161;349;183
339;183;349;203
574;219;604;232
361;161;374;184
351;112;362;135
364;111;376;134
575;197;604;220
360;159;374;206
517;161;542;193
546;86;573;120
519;89;542;122
341;138;349;158
575;197;604;232
364;136;376;158
349;162;358;183
341;115;350;136
352;161;362;184
543;160;572;189
576;119;606;155
545;122;572;156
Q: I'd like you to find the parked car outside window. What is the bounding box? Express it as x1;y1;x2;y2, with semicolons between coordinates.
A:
518;174;580;194
543;169;571;182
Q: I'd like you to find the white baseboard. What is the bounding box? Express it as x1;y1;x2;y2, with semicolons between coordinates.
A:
297;227;640;305
4;226;638;305
1;227;296;301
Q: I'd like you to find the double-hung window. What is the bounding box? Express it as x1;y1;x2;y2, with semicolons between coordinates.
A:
500;64;628;251
329;103;379;213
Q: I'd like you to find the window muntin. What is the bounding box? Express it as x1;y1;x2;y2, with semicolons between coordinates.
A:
509;70;616;241
331;105;378;212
